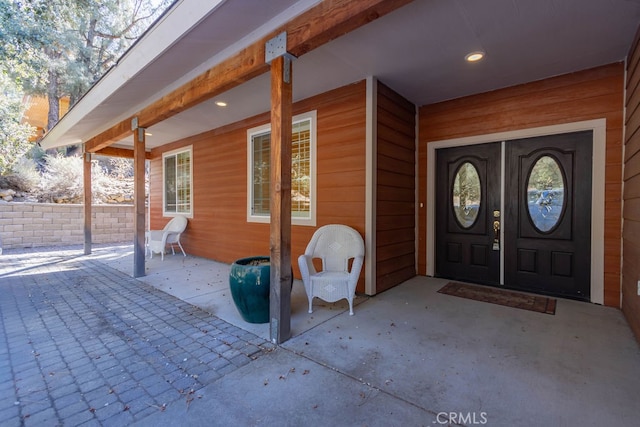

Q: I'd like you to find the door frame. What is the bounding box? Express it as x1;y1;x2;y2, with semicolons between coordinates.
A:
425;119;606;304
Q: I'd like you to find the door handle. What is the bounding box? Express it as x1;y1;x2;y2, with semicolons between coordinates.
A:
493;220;500;250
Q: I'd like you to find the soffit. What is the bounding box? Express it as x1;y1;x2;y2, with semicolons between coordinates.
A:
41;0;640;150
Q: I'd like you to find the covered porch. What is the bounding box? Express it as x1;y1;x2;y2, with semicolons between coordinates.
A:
37;0;640;345
3;244;638;424
84;245;640;424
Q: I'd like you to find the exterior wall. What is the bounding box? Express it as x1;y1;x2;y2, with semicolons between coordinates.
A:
149;82;367;290
418;63;625;307
623;28;640;341
0;203;134;249
376;81;416;292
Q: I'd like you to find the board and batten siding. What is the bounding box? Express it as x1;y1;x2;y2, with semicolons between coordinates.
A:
623;28;640;341
376;81;416;292
149;81;368;291
418;63;625;307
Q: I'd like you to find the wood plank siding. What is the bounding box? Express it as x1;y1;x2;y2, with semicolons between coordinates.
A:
623;28;640;341
376;82;416;292
149;81;367;291
418;63;625;307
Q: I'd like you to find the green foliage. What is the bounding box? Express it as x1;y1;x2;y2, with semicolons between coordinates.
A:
0;0;169;193
0;73;36;174
0;0;59;93
1;0;172;121
27;141;47;166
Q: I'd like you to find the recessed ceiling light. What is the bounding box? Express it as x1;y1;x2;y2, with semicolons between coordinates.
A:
465;51;485;62
215;101;227;107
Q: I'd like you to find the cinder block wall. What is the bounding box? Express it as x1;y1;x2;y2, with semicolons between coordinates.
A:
0;203;134;250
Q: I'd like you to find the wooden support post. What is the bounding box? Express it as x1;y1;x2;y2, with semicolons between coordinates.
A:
133;126;146;277
83;151;92;255
269;54;293;344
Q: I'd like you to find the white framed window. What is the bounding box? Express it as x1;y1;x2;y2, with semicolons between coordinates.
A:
163;146;193;217
247;111;317;226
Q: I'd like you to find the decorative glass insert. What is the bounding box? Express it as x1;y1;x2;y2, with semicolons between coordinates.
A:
527;155;565;232
452;162;481;228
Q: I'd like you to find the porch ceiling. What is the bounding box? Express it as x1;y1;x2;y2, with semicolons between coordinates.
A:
41;0;640;151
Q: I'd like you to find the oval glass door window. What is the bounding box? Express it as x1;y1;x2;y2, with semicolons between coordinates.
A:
452;162;481;228
527;155;565;232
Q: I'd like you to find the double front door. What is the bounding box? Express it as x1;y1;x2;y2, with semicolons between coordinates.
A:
435;131;592;300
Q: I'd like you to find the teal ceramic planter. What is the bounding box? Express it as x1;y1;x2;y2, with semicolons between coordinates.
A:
229;256;294;324
229;256;271;324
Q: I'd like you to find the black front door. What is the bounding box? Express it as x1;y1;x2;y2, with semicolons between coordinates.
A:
504;132;592;300
435;131;592;300
435;142;501;285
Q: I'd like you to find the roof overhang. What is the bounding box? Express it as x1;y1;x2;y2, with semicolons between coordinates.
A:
40;0;640;152
41;0;320;150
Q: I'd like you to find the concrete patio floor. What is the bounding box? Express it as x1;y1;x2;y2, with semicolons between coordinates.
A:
96;244;640;426
91;244;367;340
1;243;640;426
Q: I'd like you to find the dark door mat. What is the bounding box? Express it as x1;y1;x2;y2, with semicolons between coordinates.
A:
438;282;556;315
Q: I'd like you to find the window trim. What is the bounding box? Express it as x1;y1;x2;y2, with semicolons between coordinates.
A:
162;145;193;218
246;110;317;226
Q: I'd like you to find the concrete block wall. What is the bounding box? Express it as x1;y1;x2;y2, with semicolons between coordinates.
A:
0;203;134;250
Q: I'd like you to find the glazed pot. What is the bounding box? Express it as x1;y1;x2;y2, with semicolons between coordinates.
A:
229;256;293;324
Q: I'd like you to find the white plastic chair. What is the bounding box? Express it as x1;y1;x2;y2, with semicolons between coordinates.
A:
146;216;188;260
298;224;365;315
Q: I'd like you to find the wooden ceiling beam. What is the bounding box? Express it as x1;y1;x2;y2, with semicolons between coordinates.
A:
95;146;151;160
84;0;413;153
287;0;413;58
137;50;269;127
85;121;132;153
